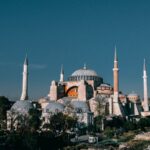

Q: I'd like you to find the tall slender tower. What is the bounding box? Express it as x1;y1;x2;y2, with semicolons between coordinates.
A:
20;55;28;100
60;65;64;82
113;46;119;102
112;47;123;116
143;59;149;111
83;63;87;70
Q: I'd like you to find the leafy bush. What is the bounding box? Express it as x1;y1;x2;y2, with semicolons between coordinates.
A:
123;121;137;131
127;140;150;150
103;127;114;138
137;118;150;130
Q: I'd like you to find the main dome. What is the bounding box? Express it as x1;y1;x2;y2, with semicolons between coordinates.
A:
71;68;98;76
68;65;103;83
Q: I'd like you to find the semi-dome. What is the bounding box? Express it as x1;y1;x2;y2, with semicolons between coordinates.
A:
44;102;64;113
70;100;89;112
11;100;33;115
57;97;71;105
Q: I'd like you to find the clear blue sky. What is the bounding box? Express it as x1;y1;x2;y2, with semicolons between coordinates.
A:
0;0;150;100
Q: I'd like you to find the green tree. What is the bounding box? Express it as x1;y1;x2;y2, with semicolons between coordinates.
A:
137;117;150;130
28;107;41;132
0;96;11;129
48;112;77;135
103;127;114;138
123;121;137;131
94;115;103;132
105;117;124;129
64;115;77;130
50;112;66;134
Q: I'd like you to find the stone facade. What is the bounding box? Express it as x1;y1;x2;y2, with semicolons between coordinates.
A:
7;50;150;130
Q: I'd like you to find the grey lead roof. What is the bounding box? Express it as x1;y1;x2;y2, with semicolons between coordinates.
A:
45;102;64;112
70;100;89;112
11;100;33;115
71;68;98;77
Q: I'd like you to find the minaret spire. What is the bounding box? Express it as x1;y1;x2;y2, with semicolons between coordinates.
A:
144;58;146;71
83;63;87;70
111;46;123;116
24;54;28;65
143;59;149;111
61;64;64;74
60;64;64;82
20;55;29;100
114;45;118;61
113;46;119;94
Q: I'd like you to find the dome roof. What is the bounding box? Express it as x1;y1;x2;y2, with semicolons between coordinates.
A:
11;100;33;115
100;84;112;87
70;100;89;112
57;97;71;105
127;92;139;102
71;68;98;77
45;102;64;113
128;93;138;97
68;65;103;82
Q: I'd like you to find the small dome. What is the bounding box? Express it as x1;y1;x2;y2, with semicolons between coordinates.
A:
119;94;126;98
11;100;33;115
100;84;112;88
119;94;127;103
128;92;139;102
45;102;64;113
128;93;138;97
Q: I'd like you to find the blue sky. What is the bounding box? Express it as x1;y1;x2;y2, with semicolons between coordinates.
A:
0;0;150;100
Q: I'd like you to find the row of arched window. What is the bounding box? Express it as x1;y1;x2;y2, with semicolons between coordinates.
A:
68;76;101;81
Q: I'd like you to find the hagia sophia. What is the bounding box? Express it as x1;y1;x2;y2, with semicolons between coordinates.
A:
7;48;150;130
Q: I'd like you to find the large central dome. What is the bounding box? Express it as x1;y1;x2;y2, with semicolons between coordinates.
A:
72;68;98;76
68;65;103;83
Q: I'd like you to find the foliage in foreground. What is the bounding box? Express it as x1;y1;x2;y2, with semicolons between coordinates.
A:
0;130;72;150
127;140;150;150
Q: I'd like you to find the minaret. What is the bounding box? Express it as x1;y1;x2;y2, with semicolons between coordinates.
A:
83;63;87;70
143;59;149;111
60;65;64;82
113;46;119;102
20;55;28;100
112;46;123;116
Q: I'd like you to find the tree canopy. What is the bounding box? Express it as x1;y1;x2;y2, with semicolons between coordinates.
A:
0;96;11;120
